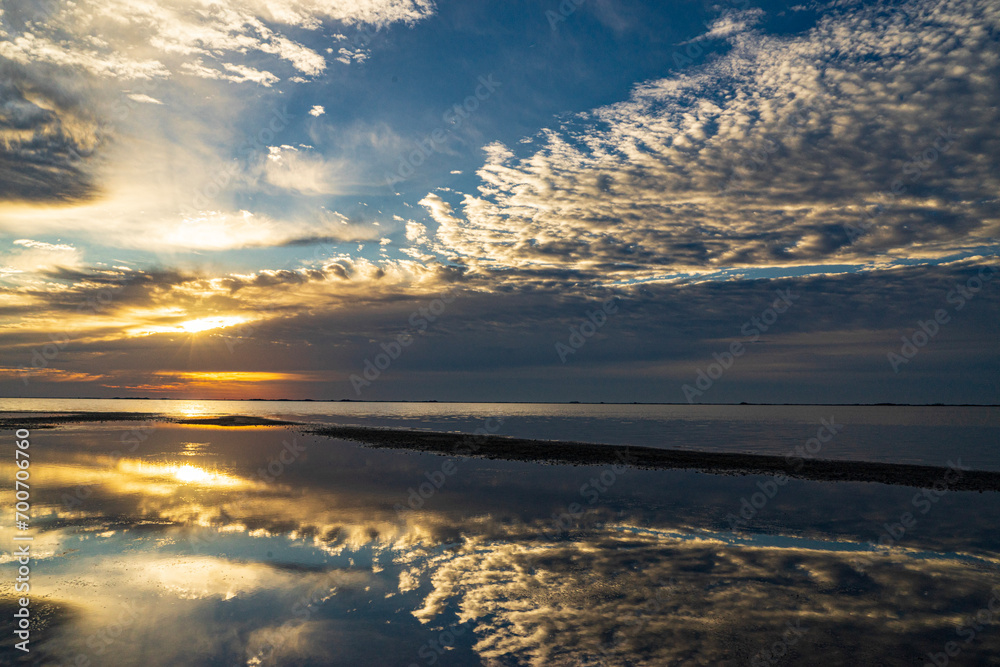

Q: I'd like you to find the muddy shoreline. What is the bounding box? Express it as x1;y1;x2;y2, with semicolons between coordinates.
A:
0;412;298;428
308;424;1000;492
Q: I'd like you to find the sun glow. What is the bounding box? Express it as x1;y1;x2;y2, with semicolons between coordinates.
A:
115;460;248;488
126;314;248;337
178;316;246;333
172;464;219;484
175;402;211;418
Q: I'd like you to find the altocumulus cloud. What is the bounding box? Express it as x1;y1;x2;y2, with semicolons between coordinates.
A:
419;0;1000;285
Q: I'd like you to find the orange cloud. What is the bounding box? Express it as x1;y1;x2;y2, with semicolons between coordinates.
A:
154;371;305;385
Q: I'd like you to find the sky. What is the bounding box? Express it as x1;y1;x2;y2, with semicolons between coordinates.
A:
0;0;997;403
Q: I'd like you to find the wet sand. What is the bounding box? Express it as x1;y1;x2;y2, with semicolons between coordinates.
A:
0;411;162;428
173;415;299;426
0;412;297;428
307;424;1000;492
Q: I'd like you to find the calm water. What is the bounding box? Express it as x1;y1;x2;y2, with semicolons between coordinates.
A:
3;398;999;468
2;404;1000;665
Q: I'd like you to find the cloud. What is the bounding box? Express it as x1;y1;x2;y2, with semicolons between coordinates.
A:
1;0;997;405
334;46;369;64
4;253;995;402
263;145;342;195
404;220;429;244
0;0;439;211
180;60;281;86
407;529;1000;666
163;209;386;250
0;74;101;203
13;239;76;251
0;0;437;86
425;0;1000;284
2;237;83;276
125;93;164;105
696;7;765;41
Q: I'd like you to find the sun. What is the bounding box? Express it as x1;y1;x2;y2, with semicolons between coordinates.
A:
126;313;250;337
178;316;246;333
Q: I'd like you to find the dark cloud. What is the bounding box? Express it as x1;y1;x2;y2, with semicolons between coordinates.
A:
4;258;996;403
29;267;196;312
0;68;100;203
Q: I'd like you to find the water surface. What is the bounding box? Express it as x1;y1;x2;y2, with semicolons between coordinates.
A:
4;398;999;468
1;406;999;665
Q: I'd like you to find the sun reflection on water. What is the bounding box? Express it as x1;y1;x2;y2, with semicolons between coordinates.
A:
116;460;246;488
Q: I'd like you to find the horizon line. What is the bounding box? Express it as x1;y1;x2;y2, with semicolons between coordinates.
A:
2;397;998;407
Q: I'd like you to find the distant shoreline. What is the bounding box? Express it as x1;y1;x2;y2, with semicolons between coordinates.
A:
2;398;998;407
